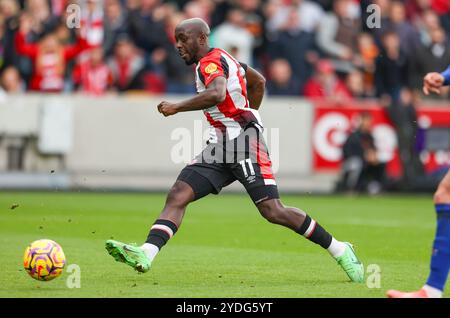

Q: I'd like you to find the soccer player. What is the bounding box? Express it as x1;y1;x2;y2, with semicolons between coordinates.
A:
387;68;450;298
105;18;364;283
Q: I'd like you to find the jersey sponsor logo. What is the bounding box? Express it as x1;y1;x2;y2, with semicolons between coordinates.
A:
205;63;218;74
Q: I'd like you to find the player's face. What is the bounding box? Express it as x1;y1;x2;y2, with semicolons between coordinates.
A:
174;29;200;65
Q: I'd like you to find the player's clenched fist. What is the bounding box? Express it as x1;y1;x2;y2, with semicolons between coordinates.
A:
157;101;178;117
423;72;445;95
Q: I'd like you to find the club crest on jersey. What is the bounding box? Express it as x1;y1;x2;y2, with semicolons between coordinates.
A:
205;63;218;74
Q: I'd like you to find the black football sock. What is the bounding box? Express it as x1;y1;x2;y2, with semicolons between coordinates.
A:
296;215;333;249
145;219;178;250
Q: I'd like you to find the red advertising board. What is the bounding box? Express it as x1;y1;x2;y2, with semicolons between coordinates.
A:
312;102;450;177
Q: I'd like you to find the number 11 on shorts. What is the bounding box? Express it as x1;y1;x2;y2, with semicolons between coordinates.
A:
240;158;255;177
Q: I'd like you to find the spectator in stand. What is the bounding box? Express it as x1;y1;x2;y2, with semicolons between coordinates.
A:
266;7;316;92
184;0;215;24
405;0;432;23
0;0;21;68
370;0;392;45
0;66;25;94
385;1;419;56
354;32;378;97
49;0;68;18
265;0;324;34
15;13;89;92
24;0;59;40
4;0;450;97
337;112;386;194
416;9;442;46
405;0;450;31
127;0;169;54
209;0;233;29
160;11;195;94
316;0;361;73
303;59;351;100
386;87;425;185
266;58;301;96
293;0;324;33
212;8;254;65
375;31;408;101
1;0;24;79
104;0;130;56
73;46;113;95
0;0;19;19
345;70;368;99
125;0;140;11
430;0;450;37
79;0;104;48
235;0;265;65
107;33;145;92
409;27;450;96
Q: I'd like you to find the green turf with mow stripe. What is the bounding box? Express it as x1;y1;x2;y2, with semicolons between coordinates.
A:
0;192;447;298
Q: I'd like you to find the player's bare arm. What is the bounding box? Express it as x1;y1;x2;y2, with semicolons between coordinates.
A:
245;65;266;110
157;76;227;117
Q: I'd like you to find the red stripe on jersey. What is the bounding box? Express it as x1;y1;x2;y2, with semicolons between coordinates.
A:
216;92;258;128
220;50;249;108
252;137;275;180
217;92;239;121
204;111;226;130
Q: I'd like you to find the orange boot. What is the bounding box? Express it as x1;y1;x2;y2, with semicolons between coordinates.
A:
387;288;429;298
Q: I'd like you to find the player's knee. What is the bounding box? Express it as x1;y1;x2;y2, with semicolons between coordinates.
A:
165;181;194;208
434;182;450;204
434;188;448;204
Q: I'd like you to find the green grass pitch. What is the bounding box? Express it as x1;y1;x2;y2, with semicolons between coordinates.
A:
0;191;448;298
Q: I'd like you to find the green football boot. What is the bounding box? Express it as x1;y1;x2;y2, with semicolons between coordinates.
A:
105;239;151;273
335;242;364;283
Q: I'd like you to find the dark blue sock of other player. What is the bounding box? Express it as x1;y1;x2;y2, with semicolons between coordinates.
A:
426;204;450;291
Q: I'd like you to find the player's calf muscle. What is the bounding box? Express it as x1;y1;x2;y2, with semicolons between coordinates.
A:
159;181;195;226
257;202;285;224
257;199;306;230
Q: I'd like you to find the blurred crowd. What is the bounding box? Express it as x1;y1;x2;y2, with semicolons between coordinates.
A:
0;0;450;99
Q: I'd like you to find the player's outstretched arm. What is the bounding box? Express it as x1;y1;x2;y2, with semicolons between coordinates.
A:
423;65;450;95
245;66;266;110
157;76;227;117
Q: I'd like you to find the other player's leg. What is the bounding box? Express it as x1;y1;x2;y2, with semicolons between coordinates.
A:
387;170;450;298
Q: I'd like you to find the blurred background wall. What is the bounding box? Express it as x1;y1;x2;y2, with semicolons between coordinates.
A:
1;94;449;193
